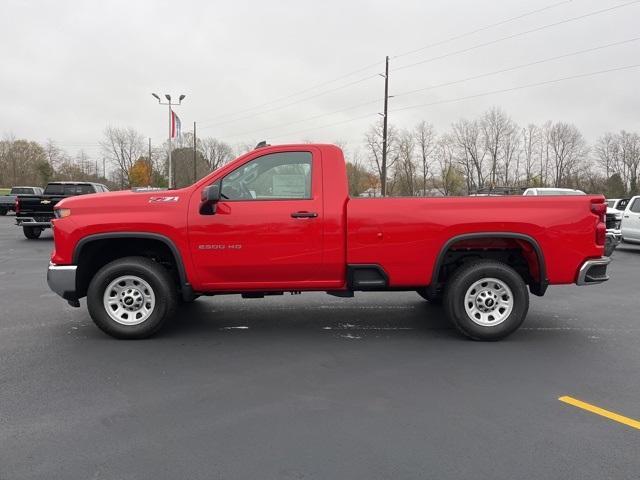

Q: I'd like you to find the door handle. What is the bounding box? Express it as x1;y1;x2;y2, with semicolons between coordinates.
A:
291;211;318;219
624;215;629;218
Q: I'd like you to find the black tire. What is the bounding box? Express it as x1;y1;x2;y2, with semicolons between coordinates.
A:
87;256;177;339
0;208;7;216
443;260;529;341
23;226;42;239
416;288;442;305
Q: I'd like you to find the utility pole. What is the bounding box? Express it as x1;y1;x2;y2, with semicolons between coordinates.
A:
193;121;197;183
381;55;390;197
151;93;185;188
148;137;152;186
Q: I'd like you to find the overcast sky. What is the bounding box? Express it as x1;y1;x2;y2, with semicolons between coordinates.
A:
1;0;639;159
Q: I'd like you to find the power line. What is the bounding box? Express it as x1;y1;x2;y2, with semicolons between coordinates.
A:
394;0;640;72
394;63;640;113
220;36;640;140
198;61;382;125
393;36;640;98
393;0;575;59
198;73;380;129
202;1;638;133
256;64;640;141
197;0;578;126
222;99;380;139
268;112;378;141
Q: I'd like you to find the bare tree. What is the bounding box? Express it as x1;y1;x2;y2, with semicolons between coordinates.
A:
522;124;540;186
501;121;520;186
201;137;233;172
100;126;145;188
594;132;618;179
396;130;417;196
619;131;640;195
480;107;518;187
364;120;399;196
546;122;588;187
414;121;436;195
43;139;68;171
435;135;456;196
451;118;486;191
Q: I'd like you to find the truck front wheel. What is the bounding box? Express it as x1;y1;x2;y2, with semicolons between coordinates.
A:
87;256;177;339
443;260;529;341
23;226;42;239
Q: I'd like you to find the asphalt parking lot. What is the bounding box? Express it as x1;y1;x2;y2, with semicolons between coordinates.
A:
0;215;639;479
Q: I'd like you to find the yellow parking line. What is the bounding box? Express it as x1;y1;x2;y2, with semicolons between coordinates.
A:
559;396;640;430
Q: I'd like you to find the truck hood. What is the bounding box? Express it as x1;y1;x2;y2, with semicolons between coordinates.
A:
57;188;191;211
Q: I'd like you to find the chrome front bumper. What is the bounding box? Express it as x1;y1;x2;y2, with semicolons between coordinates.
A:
47;263;78;300
576;256;611;286
607;230;622;244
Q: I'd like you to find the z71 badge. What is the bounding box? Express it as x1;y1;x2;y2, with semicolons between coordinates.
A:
149;196;179;203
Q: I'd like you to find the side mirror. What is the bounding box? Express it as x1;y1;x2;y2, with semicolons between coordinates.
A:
200;183;221;215
201;183;221;203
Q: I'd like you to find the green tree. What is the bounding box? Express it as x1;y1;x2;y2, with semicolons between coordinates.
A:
605;173;626;198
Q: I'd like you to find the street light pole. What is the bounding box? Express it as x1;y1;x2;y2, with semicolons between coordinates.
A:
151;93;185;188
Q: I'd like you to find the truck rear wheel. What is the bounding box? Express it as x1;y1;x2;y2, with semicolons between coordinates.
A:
0;208;7;216
443;260;529;341
23;226;42;239
87;256;177;339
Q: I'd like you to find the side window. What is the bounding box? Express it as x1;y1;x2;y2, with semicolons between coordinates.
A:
630;198;640;213
220;152;312;201
617;199;628;211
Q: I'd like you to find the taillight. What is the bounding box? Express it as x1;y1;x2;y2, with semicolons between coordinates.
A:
591;198;606;246
14;197;20;214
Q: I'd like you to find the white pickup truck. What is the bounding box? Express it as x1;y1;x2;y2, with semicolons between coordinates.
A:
621;196;640;244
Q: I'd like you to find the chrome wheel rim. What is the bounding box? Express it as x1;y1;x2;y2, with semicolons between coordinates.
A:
464;277;513;327
103;275;155;325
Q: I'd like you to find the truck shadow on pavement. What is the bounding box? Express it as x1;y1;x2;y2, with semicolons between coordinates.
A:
153;297;559;343
158;298;455;339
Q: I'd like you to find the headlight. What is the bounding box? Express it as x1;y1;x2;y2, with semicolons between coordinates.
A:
54;208;71;219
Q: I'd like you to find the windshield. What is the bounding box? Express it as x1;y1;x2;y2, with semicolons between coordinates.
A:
606;200;614;208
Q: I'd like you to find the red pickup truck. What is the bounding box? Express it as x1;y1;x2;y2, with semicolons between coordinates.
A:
47;144;611;340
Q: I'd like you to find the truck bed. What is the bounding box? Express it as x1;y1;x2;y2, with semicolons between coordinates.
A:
347;195;603;287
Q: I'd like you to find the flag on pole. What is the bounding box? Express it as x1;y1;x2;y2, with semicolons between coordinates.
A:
170;110;182;139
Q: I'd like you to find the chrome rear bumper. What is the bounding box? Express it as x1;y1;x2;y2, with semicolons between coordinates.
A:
16;216;52;227
576;256;611;286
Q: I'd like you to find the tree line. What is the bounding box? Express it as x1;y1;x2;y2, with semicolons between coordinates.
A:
2;106;638;200
350;107;639;198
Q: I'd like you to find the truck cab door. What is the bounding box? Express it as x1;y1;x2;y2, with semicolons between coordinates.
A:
622;196;640;242
188;147;339;290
